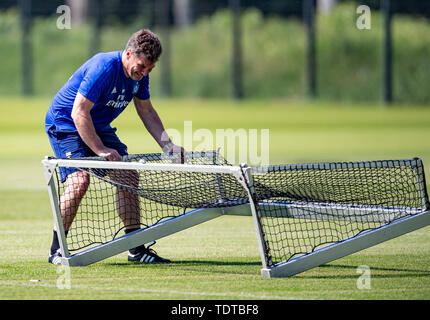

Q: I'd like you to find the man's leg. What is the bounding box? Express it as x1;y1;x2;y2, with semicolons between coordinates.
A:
109;169;141;230
49;170;90;264
108;168;171;264
99;128;170;263
47;128;92;264
96;130;141;230
60;170;91;232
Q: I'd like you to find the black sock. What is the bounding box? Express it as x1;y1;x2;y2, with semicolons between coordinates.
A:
124;227;140;234
50;230;68;255
125;228;144;254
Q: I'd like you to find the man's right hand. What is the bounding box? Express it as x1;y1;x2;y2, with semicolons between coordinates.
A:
72;93;122;162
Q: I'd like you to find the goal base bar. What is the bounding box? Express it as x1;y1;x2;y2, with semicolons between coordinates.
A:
261;209;430;278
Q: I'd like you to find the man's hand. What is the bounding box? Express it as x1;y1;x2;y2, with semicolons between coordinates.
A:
72;93;119;161
97;147;122;161
162;142;186;164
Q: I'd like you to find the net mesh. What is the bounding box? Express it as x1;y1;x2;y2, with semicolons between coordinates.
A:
52;154;429;265
250;158;429;266
54;152;248;252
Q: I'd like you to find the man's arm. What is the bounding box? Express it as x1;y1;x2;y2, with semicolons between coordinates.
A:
71;92;121;161
133;96;184;156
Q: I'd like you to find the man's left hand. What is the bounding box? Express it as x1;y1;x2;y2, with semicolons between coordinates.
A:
162;142;186;164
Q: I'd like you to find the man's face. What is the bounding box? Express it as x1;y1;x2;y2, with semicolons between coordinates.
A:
123;49;155;81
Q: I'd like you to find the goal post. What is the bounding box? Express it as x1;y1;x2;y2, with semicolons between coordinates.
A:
42;153;430;277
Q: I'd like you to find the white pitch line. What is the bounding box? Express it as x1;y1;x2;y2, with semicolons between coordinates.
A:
0;280;303;300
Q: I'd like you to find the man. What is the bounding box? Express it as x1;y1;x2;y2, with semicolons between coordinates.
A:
45;29;184;265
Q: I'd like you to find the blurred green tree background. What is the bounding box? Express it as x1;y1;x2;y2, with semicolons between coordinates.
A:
0;1;429;103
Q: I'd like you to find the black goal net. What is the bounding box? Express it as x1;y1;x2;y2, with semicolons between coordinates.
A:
51;153;429;267
53;152;248;251
249;158;429;266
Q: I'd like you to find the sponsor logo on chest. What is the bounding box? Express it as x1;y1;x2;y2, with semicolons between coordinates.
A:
106;88;130;108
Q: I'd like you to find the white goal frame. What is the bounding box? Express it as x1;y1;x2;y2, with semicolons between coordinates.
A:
42;155;430;277
42;155;264;268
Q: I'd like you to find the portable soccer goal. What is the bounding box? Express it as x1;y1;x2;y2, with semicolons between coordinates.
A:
42;152;430;277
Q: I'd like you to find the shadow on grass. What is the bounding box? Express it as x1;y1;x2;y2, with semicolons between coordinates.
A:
105;259;262;275
108;260;261;266
104;260;430;278
297;264;430;280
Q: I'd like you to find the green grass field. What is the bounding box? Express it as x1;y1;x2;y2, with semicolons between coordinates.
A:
0;97;429;300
